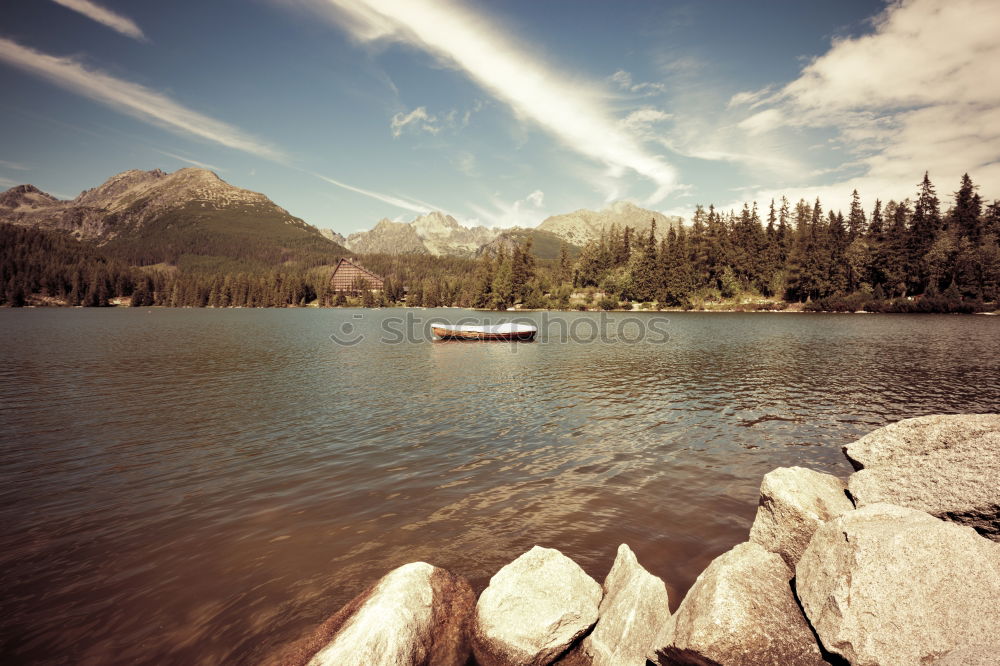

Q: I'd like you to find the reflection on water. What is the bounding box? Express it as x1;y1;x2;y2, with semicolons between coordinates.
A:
1;308;998;664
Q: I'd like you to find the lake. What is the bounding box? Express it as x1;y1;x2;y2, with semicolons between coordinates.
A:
1;308;998;664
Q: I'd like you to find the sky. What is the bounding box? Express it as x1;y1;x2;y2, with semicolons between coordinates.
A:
1;0;998;234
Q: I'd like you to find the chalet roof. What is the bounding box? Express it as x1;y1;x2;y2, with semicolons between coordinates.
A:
331;257;384;282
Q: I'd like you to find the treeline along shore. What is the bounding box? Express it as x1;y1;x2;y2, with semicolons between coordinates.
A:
2;172;998;313
269;414;1000;666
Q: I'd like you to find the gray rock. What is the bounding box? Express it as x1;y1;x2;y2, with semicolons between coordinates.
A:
748;466;854;569
473;545;602;666
274;562;475;666
580;544;670;666
844;413;1000;539
796;503;1000;666
653;541;824;666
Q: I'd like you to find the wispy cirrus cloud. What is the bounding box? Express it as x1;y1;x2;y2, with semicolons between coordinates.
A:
309;170;434;214
0;37;437;214
285;0;678;204
467;188;547;228
0;36;285;161
155;150;225;172
50;0;147;42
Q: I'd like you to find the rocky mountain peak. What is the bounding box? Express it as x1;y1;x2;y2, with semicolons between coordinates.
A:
537;200;683;246
373;217;403;229
0;167;317;243
0;183;60;210
341;211;500;258
412;211;463;238
74;168;168;206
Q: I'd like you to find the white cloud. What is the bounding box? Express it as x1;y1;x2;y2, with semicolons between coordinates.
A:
727;86;773;110
0;160;31;171
51;0;147;41
0;37;285;161
0;176;20;189
391;101;484;137
619;108;672;134
610;69;667;96
737;108;782;135
156;150;225;172
736;0;1000;204
292;0;678;203
617;105;802;179
390;106;439;137
467;189;547;228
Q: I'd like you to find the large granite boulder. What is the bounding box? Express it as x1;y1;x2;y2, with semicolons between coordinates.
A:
844;413;1000;539
473;546;602;666
748;466;854;568
652;541;824;666
580;544;670;666
276;562;475;666
796;503;1000;666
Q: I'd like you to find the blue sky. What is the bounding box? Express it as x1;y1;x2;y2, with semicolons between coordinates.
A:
1;0;998;234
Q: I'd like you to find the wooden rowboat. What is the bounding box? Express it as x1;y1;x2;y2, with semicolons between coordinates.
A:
432;323;537;341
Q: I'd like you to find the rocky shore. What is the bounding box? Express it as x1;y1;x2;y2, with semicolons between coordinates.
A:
273;414;1000;666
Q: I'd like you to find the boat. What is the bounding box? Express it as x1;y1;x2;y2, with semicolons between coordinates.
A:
431;323;537;341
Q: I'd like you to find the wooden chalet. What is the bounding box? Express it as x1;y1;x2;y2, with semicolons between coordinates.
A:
330;258;385;293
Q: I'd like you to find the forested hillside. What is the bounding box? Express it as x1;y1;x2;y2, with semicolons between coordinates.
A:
2;172;997;311
424;172;998;312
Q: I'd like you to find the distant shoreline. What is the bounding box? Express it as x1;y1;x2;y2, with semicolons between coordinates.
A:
6;301;998;315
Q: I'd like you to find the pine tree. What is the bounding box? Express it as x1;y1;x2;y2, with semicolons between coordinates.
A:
629;221;658;301
557;242;572;285
491;247;514;310
950;173;983;242
884;200;912;297
688;205;710;288
510;237;536;302
848;189;866;239
909;172;942;292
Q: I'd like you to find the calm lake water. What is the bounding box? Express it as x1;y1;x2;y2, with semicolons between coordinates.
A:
1;308;998;664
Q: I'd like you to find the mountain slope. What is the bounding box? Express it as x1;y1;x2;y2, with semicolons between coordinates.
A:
0;168;347;270
346;218;429;254
537;200;683;246
478;227;582;261
344;211;499;257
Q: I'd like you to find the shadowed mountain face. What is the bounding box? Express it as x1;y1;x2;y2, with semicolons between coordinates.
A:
478;228;582;261
0;168;347;269
537;200;684;246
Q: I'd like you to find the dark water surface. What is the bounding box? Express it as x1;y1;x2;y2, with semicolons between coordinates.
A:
1;308;998;664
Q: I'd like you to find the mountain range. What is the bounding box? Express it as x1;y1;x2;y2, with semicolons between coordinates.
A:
322;200;683;259
1;168;685;267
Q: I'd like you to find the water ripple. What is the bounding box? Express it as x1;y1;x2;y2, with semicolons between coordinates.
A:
0;308;998;664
